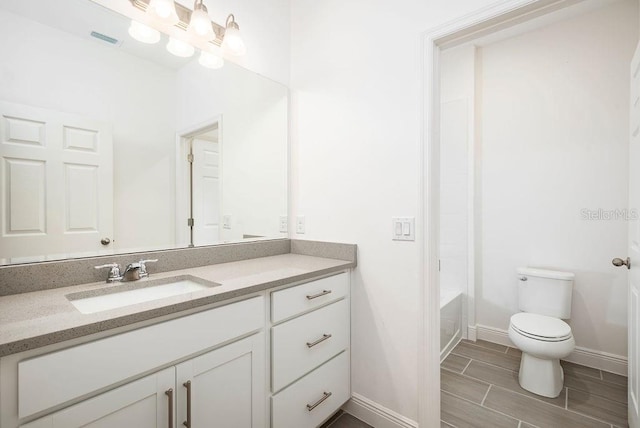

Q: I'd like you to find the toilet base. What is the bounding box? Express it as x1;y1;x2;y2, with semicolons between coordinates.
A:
518;353;564;398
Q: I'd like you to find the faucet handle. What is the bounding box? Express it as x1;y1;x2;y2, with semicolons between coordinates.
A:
94;263;122;283
138;259;158;277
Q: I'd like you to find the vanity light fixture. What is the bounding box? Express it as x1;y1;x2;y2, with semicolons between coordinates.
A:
147;0;179;25
199;50;224;69
187;0;215;41
128;20;161;44
221;14;246;56
128;0;246;69
167;37;195;57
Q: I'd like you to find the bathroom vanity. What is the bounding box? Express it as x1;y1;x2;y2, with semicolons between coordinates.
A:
0;240;356;428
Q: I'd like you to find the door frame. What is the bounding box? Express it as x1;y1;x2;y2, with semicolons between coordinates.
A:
175;116;223;247
419;0;584;425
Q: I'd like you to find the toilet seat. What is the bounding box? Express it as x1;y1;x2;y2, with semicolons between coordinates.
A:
510;313;572;342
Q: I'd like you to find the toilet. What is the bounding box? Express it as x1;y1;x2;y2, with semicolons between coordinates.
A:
508;267;575;398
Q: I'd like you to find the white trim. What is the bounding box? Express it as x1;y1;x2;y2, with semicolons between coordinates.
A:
467;324;478;342
475;324;628;376
342;393;418;428
441;334;462;363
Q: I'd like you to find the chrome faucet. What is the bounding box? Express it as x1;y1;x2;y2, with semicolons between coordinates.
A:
95;259;158;283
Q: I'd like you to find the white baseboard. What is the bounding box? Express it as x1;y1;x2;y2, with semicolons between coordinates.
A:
466;324;477;341
440;329;462;362
475;324;628;376
342;393;418;428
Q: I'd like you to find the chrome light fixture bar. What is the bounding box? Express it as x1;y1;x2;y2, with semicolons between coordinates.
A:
129;0;225;45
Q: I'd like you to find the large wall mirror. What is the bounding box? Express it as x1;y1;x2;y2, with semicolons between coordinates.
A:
0;0;288;265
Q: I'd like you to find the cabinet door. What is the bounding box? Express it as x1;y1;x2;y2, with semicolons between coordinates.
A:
176;333;265;428
21;367;175;428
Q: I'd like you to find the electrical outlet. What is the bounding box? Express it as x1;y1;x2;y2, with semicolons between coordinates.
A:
279;216;288;233
223;215;231;230
296;216;305;234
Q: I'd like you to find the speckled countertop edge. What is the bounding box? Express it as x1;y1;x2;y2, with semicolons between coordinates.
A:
0;253;355;357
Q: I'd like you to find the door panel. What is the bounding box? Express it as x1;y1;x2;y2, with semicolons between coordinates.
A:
0;101;113;261
21;368;175;428
176;333;265;428
192;138;220;246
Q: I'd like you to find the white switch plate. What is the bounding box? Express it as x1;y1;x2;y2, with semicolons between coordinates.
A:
223;215;231;230
296;216;305;234
279;216;288;233
392;217;415;241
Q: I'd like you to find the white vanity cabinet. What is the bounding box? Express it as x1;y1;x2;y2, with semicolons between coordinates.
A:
0;270;352;428
270;272;351;428
1;296;266;428
21;334;264;428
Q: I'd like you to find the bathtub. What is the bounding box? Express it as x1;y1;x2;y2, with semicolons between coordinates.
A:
440;288;462;361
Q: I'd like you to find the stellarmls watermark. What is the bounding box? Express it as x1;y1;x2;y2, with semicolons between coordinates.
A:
581;208;639;221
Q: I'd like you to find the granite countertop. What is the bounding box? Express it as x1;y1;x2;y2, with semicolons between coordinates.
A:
0;253;354;357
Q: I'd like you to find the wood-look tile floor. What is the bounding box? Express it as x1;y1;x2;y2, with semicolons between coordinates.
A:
441;340;629;428
320;410;372;428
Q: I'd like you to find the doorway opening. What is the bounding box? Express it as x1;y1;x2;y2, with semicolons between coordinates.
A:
421;0;637;426
176;119;223;248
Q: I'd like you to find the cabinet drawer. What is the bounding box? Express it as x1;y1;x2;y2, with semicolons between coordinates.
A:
18;296;264;419
272;299;349;392
272;351;350;428
271;272;348;323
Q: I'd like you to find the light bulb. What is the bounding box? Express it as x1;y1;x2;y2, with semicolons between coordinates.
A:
128;20;161;44
199;50;224;69
148;0;179;26
166;37;195;57
187;2;215;40
222;26;246;56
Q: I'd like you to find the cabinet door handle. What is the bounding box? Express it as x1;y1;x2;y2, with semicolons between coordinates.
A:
165;388;174;428
306;333;332;348
306;391;332;411
182;381;192;428
306;290;332;300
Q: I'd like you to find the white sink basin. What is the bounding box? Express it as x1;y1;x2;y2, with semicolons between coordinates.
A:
67;275;220;314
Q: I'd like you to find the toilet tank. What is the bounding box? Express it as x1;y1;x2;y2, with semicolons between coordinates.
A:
517;267;574;319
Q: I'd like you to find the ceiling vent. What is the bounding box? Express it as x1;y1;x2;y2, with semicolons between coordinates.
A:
90;31;122;47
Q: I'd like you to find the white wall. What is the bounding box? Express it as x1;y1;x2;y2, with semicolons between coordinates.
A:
290;0;499;422
440;46;475;296
0;9;177;252
478;0;637;358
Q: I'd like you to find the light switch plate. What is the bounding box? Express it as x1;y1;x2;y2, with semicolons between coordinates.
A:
392;217;415;241
279;216;288;233
296;216;305;234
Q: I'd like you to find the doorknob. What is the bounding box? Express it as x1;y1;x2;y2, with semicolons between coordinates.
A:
612;257;631;269
100;237;111;246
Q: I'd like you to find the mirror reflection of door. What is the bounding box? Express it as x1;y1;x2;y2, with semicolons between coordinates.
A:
0;101;113;262
188;125;221;247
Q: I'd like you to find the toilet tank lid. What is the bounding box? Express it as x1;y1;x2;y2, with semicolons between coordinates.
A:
517;267;574;280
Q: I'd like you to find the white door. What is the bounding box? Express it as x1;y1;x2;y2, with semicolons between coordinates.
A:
192;138;220;246
20;368;175;428
176;333;265;428
0;101;113;261
628;42;640;428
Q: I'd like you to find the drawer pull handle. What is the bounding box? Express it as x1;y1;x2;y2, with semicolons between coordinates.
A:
306;290;332;300
165;388;174;428
306;391;332;411
307;333;332;348
183;380;192;428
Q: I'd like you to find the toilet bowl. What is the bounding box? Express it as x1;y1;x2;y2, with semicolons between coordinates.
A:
508;312;575;398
